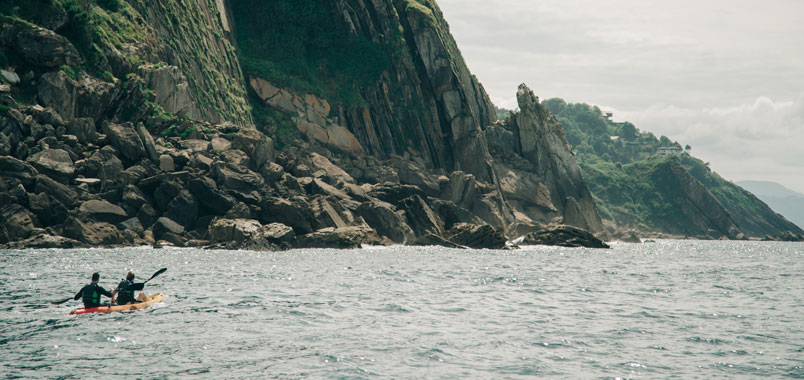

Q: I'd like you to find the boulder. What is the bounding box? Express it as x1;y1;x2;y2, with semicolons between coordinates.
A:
2;234;85;249
0;132;10;156
14;24;82;67
308;152;353;184
103;122;145;162
37;71;76;121
83;146;124;184
159;154;175;172
28;192;68;226
26;149;75;183
232;129;274;171
118;217;145;237
211;161;264;203
152;217;185;241
35;174;78;208
136;203;158;228
122;185;148;210
134;122;159;162
296;226;380;249
0;155;39;185
521;225;610;249
209;218;262;244
310;196;348;229
0;204;37;243
78;199;128;224
398;195;443;237
444;223;507;249
355;200;415;244
368;183;426;205
260;223;295;246
63;217;122;246
66;117;98;144
188;178;236;214
166;190;198;228
210;137;231;152
259;197;315;235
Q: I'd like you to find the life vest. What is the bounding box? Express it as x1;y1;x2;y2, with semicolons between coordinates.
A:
82;284;101;308
116;280;135;304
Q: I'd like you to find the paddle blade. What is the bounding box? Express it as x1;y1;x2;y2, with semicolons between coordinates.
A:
146;268;167;283
50;297;73;305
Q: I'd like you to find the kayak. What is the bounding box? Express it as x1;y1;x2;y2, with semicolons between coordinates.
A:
69;293;163;315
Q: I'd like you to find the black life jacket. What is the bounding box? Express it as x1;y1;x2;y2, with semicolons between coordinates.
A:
116;280;135;304
82;284;103;308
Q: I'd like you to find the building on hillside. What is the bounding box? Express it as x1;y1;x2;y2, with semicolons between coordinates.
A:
656;146;683;155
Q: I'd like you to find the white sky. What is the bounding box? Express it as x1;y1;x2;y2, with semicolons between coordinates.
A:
438;0;804;194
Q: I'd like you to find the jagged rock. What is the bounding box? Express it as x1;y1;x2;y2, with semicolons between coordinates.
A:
296;226;380;249
152;178;184;211
13;23;82;67
362;165;399;184
444;223;507;249
159;154;174;172
0;204;37;243
211;161;264;203
440;171;477;208
0;132;10;156
0;155;39;185
413;233;464;249
83;146;124;184
3;234;84;249
26;148;75;183
35;174;78;208
166;190;198;228
103;122;145;162
139;64;200;119
118;217;145;237
28;105;65;127
261;223;295;246
210;137;231;152
63;217;122;245
136;203;158;228
522;225;610;249
224;202;254;219
308;152;353;184
66;117;98;144
259;196;315;235
152;217;185;241
28;192;68;226
122;185;148;210
37;71;76;121
232;129;274;171
78;199;128;224
135;122;159;162
398;195;443;237
310;196;348;229
368;183;427;205
209;218;263;244
355;200;415;244
391;159;440;195
188;177;236;214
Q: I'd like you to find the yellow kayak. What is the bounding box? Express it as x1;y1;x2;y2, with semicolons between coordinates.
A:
69;293;163;315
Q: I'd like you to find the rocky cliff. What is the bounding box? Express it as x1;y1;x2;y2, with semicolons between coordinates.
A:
0;0;610;250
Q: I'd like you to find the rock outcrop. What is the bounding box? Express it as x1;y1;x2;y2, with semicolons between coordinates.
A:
0;1;614;251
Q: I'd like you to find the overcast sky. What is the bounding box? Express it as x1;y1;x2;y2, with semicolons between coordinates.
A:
438;0;804;194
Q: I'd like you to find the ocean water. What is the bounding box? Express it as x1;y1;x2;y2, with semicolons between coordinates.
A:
1;240;803;379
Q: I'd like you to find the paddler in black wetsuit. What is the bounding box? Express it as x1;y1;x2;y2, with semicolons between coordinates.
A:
74;272;114;308
112;272;144;305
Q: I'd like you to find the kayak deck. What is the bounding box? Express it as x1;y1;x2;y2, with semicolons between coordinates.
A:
69;293;163;315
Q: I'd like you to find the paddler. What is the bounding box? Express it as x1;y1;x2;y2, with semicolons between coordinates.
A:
73;272;114;308
112;271;145;305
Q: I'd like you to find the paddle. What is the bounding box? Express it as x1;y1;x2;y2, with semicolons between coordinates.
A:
125;268;167;291
50;297;73;305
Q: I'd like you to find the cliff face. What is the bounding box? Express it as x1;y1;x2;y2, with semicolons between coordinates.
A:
0;0;615;250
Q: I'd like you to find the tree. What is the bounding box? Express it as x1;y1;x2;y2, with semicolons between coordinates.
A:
621;122;637;140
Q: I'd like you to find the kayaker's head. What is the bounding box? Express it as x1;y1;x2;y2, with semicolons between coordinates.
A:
91;272;100;283
126;272;135;281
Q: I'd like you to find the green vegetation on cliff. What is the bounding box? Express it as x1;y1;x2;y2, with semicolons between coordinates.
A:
543;98;802;237
230;0;391;107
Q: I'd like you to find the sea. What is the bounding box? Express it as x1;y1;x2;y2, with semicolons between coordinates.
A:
1;240;802;379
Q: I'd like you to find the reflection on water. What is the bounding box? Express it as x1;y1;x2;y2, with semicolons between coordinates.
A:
1;241;803;379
